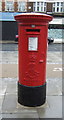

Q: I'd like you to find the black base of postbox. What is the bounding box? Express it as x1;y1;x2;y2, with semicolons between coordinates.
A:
18;82;46;107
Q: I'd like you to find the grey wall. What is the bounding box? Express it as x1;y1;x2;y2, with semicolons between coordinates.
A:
2;21;18;40
0;22;2;40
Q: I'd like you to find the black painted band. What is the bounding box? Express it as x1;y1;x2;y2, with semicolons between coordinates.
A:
18;82;46;107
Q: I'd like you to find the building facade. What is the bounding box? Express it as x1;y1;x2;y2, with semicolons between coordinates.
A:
0;0;64;14
33;1;64;13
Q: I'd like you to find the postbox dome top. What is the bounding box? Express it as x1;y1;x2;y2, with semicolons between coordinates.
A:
18;12;50;16
14;13;53;25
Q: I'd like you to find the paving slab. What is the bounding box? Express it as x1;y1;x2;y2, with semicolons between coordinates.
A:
0;64;63;78
62;78;64;96
0;64;18;78
0;79;7;96
62;96;64;119
2;113;39;119
0;51;62;64
0;95;4;113
2;93;17;113
47;52;62;64
6;81;17;94
1;77;62;118
0;114;2;120
37;96;62;118
2;93;39;118
2;94;62;118
46;64;62;78
47;78;62;96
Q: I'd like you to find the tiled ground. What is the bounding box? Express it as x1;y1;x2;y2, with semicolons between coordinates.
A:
0;78;62;119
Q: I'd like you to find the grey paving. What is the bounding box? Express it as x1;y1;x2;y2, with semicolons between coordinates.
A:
0;51;62;64
0;43;18;51
2;113;39;118
37;96;62;118
2;94;62;118
62;96;64;120
0;95;4;113
47;78;62;96
0;51;18;64
0;77;62;118
47;52;62;64
62;77;64;96
0;114;2;120
0;43;63;51
6;81;17;94
2;93;17;113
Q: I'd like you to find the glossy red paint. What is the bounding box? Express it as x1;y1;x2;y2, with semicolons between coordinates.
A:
15;13;53;87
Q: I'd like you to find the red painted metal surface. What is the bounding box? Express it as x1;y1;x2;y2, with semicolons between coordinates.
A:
15;13;53;86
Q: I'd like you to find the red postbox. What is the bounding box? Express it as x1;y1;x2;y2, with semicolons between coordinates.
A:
14;13;53;107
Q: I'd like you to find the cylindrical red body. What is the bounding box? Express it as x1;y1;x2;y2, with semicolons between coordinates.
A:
15;13;53;106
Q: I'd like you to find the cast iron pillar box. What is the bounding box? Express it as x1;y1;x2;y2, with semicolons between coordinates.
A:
14;13;53;107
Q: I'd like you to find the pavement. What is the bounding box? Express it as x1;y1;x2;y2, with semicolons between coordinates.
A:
0;43;63;119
